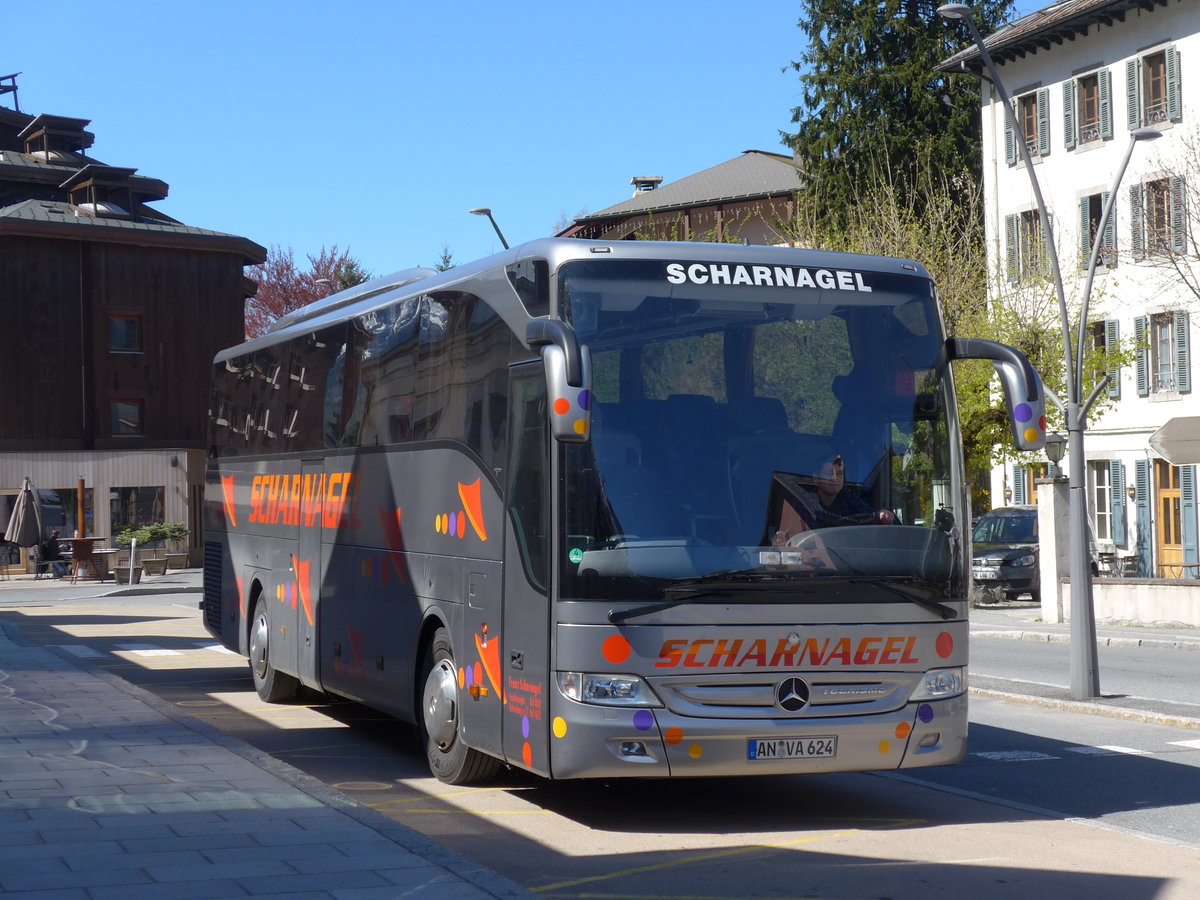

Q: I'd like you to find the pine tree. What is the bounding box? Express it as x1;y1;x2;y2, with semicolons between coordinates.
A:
784;0;1014;228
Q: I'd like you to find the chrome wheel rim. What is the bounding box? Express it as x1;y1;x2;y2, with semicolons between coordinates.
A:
423;659;458;751
250;611;270;680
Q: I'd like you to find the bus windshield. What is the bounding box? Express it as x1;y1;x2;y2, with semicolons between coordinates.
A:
557;258;964;603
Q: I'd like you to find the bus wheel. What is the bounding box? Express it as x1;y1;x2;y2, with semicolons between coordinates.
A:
249;597;299;703
421;627;502;785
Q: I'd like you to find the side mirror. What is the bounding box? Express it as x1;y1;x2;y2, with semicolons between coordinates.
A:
947;338;1046;452
527;319;592;442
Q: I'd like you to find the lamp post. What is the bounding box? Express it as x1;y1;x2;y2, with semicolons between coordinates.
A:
937;3;1160;699
1044;431;1067;479
315;278;334;296
469;207;509;250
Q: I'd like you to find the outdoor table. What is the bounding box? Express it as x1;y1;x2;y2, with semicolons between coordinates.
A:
65;537;108;582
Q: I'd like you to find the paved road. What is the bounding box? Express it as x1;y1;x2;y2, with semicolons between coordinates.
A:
5;578;1200;898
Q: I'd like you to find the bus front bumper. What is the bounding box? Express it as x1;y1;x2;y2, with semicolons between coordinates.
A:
546;693;967;779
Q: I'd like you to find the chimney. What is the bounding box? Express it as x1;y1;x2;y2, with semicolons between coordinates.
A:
630;176;663;196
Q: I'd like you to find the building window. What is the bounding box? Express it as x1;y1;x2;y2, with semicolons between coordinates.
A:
1130;177;1186;258
1091;319;1120;398
108;315;142;352
1078;192;1115;268
109;486;164;532
1089;461;1112;542
111;400;143;435
1127;48;1181;129
1005;210;1048;282
1064;70;1112;149
1136;311;1191;396
1005;88;1050;164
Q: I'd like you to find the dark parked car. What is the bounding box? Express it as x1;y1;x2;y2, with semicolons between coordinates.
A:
972;506;1039;601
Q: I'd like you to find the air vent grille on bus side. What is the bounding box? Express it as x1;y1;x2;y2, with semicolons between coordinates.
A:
202;541;224;632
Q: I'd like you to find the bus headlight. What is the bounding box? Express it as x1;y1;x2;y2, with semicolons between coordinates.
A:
557;672;663;707
911;667;966;700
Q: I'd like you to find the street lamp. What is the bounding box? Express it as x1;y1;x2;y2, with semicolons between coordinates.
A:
1044;432;1067;478
469;207;510;250
938;3;1160;699
315;278;334;295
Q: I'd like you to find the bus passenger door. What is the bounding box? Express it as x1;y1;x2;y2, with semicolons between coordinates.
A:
500;367;552;776
295;459;323;689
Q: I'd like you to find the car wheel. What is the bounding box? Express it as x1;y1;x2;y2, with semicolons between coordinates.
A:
420;626;502;785
249;595;300;703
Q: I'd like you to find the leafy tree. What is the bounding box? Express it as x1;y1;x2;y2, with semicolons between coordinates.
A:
783;0;1014;230
245;245;371;339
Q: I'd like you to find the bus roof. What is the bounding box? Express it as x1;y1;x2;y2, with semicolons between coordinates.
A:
215;238;933;364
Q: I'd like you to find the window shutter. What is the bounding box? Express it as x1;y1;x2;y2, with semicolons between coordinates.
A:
1039;216;1052;278
1135;459;1152;576
1183;465;1198;576
1171;175;1187;254
1126;59;1140;129
1099;68;1113;139
1106;318;1120;398
1005;213;1019;283
1102;190;1115;266
1110;460;1126;546
1005;103;1016;165
1135;315;1149;396
1167;46;1181;121
1036;88;1051;157
1129;183;1144;259
1063;80;1076;150
1012;465;1028;505
1175;310;1190;394
1083;198;1097;270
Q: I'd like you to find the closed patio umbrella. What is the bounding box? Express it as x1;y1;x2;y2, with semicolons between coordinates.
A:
4;476;43;548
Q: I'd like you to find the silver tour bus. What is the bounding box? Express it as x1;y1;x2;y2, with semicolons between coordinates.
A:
202;238;1045;784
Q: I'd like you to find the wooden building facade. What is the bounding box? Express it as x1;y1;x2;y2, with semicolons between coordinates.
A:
0;100;265;567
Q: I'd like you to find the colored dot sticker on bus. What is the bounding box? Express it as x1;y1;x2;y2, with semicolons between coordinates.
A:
602;634;632;665
688;745;703;759
918;704;935;724
936;632;954;659
878;741;891;754
633;710;654;731
552;717;568;738
554;398;571;416
664;727;684;746
895;722;912;740
1014;403;1032;423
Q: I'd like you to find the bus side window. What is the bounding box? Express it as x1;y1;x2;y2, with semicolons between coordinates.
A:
507;372;548;594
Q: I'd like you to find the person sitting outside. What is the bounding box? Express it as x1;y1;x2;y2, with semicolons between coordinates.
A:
39;530;69;578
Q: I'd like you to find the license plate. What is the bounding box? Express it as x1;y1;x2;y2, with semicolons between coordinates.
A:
747;736;837;760
972;568;997;580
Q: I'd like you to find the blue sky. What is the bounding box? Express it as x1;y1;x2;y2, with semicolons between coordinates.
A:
4;1;1043;278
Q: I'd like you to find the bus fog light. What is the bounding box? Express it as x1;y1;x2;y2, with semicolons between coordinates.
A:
919;733;940;748
558;672;663;707
911;666;965;700
620;741;648;757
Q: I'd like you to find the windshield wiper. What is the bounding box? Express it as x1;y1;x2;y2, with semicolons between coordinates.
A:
607;572;821;624
848;578;957;620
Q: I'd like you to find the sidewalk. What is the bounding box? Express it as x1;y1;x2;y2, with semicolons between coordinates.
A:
0;571;533;899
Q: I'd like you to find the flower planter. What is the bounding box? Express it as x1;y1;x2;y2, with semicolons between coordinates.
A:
142;558;168;576
114;566;142;585
165;553;189;570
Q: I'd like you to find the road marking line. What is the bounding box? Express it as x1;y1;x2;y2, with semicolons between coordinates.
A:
195;642;238;655
115;643;182;657
1170;739;1200;750
1066;745;1152;756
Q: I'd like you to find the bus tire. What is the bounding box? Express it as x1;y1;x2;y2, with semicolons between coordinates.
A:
420;626;502;785
249;596;300;703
